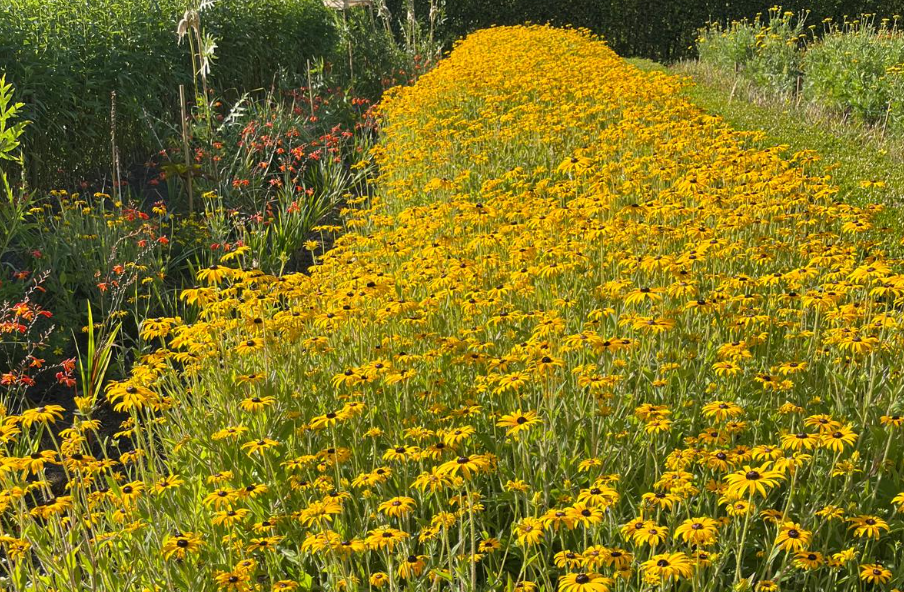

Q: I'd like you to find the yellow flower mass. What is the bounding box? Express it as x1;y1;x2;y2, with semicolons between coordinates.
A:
0;25;902;592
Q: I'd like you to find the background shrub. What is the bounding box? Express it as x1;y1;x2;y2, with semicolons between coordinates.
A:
696;19;761;72
387;0;902;61
802;17;904;125
697;9;807;94
0;0;337;187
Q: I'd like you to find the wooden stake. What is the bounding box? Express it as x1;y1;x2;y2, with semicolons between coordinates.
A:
180;84;193;214
110;90;120;202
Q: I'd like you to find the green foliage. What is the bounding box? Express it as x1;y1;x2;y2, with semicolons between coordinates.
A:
0;0;337;187
191;89;377;276
390;0;903;61
0;76;31;264
331;8;415;101
802;16;904;126
696;20;760;71
694;10;904;132
697;8;807;94
76;302;121;406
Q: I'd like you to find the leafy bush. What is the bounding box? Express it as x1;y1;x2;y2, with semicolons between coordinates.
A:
185;87;377;275
696;19;760;71
696;11;904;130
802;16;904;126
3;83;377;370
0;0;337;186
0;76;29;268
330;7;432;101
697;8;807;94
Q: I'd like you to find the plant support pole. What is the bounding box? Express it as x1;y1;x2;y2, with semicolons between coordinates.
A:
180;84;193;213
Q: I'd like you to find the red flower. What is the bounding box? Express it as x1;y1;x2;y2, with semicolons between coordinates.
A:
56;372;76;388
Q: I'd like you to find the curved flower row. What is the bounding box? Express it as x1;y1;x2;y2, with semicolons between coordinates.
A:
2;25;904;592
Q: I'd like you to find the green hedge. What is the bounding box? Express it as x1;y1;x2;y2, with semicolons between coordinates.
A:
0;0;337;186
390;0;903;61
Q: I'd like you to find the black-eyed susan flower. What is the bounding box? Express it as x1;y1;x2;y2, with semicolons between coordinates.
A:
161;532;204;560
641;552;694;580
674;517;719;546
378;496;416;517
398;555;427;579
554;549;584;569
496;409;541;438
557;572;612;592
794;550;824;570
214;569;251;591
369;572;389;588
859;564;892;585
241;437;279;456
723;464;784;498
821;425;858;452
19;405;65;428
365;526;409;550
514;516;544;546
775;522;811;552
848;515;889;539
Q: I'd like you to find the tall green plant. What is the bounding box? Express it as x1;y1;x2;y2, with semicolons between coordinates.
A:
0;0;338;187
75;302;121;410
697;7;806;94
0;76;30;262
803;15;904;125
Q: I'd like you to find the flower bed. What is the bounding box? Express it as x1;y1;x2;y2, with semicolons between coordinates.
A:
2;25;903;592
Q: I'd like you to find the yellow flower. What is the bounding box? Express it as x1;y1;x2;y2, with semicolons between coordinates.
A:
241;438;279;456
557;572;613;592
514;516;545;546
774;522;811;552
161;532;204;560
821;425;857;452
859;564;892;585
19;404;65;428
723;464;784;499
674;517;719;546
365;526;409;550
847;515;889;539
378;496;416;518
641;552;694;580
496;409;541;438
